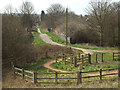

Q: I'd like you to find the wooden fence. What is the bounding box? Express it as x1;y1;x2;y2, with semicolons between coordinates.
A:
113;52;120;61
55;53;91;67
13;65;119;85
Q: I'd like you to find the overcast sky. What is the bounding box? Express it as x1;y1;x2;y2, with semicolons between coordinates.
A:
0;0;119;15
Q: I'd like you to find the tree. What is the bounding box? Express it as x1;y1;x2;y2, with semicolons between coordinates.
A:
41;10;45;22
47;3;65;14
20;1;35;28
44;3;65;29
86;0;112;46
2;15;33;66
4;4;14;14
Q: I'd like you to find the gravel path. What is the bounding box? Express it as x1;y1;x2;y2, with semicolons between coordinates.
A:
38;28;117;54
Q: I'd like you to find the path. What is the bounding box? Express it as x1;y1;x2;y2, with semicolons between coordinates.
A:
38;28;118;74
44;59;118;76
44;59;69;73
38;28;118;54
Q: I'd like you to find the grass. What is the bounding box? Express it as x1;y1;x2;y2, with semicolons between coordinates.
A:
51;52;118;72
15;52;118;87
32;32;47;46
40;29;118;50
18;59;55;73
40;29;66;44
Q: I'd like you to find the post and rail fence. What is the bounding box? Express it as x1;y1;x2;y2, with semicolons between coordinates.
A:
12;64;119;85
113;52;120;61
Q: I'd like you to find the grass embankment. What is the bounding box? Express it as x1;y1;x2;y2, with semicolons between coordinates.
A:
40;29;66;45
40;29;118;50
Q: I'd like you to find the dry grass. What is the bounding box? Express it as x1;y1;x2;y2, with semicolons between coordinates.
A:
33;45;73;61
2;71;118;88
2;71;36;88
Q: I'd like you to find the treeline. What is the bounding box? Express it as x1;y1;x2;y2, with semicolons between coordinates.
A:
40;1;119;47
2;2;36;68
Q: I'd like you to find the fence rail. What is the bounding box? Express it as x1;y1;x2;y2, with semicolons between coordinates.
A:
56;53;91;67
13;64;119;85
113;52;120;61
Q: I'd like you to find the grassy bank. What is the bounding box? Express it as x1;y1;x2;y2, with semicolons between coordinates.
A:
18;59;55;73
40;29;118;50
32;32;48;46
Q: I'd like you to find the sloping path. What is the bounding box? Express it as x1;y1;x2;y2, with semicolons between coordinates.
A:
38;28;118;73
38;28;118;54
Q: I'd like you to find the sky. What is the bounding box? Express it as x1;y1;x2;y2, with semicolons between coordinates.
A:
0;0;119;15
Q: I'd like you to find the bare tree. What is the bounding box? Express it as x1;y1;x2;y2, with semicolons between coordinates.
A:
47;3;65;14
20;1;35;28
4;4;14;14
86;0;112;46
43;3;65;29
20;1;35;14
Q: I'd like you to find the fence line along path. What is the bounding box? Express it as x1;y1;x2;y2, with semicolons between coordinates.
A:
13;63;119;85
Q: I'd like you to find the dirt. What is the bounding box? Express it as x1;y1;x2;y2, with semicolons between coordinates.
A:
44;59;69;73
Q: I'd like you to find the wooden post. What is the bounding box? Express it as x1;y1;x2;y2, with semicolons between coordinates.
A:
66;8;68;46
33;72;37;84
55;72;58;84
77;71;80;85
62;53;64;61
119;67;120;88
96;54;98;63
88;53;91;64
56;55;57;63
22;68;24;79
80;70;82;83
118;67;120;82
71;54;73;64
113;52;114;61
12;64;16;79
100;69;102;80
65;55;66;65
74;57;77;67
102;53;104;62
79;53;80;60
82;55;84;64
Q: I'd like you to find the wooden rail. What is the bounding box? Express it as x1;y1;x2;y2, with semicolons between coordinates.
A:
13;65;119;85
58;53;91;67
113;52;120;61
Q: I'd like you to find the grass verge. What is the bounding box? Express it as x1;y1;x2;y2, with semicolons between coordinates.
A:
32;32;47;46
40;29;118;50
